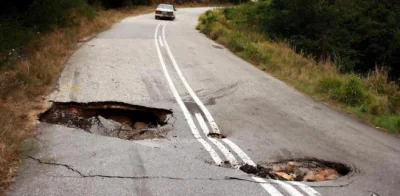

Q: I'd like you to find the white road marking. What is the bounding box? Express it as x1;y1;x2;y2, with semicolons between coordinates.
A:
197;138;223;165
252;177;284;196
195;113;239;167
222;138;256;166
161;23;221;134
159;22;321;196
195;113;210;135
272;180;304;196
154;23;222;165
289;182;321;196
208;138;239;168
158;36;164;47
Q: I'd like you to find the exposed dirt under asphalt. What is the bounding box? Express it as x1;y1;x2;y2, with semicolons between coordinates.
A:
39;102;173;140
240;159;350;182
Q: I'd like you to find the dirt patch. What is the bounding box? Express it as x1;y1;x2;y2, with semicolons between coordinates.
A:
207;133;226;139
240;159;350;182
39;102;173;140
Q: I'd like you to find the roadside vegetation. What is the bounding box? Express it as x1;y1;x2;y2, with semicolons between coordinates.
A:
197;1;400;134
0;0;239;193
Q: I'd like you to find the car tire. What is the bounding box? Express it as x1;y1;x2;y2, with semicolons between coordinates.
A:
155;16;159;20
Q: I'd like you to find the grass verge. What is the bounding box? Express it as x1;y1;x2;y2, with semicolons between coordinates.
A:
197;9;400;133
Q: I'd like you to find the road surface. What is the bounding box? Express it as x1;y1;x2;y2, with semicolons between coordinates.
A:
9;8;400;196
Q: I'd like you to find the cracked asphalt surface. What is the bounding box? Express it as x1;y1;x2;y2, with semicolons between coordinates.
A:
8;8;400;196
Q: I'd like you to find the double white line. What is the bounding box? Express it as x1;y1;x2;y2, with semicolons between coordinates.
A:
154;21;320;196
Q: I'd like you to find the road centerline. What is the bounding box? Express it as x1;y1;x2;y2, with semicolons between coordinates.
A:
161;22;221;134
158;21;321;196
154;22;222;166
158;36;164;47
195;112;240;168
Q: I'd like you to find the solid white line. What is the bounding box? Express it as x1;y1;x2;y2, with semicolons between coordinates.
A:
222;138;257;166
195;113;239;167
208;138;239;168
158;36;164;47
197;138;223;165
252;177;284;196
195;113;210;136
288;181;321;196
154;23;222;165
161;23;221;134
224;138;318;196
272;180;304;196
160;22;321;196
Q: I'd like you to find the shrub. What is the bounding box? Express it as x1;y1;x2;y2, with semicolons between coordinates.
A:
209;22;225;40
336;76;368;106
228;33;247;52
368;96;389;115
317;76;343;94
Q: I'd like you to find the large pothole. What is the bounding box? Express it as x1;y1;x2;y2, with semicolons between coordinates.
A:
39;102;173;140
240;159;350;182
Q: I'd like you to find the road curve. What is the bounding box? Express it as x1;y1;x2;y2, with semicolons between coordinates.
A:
9;8;400;196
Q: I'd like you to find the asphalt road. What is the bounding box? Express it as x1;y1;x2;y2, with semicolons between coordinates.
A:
9;8;400;196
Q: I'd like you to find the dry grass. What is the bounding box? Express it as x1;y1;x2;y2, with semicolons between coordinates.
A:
0;5;155;194
198;10;400;134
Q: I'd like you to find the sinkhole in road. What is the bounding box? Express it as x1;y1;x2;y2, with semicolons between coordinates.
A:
39;102;173;140
240;159;350;182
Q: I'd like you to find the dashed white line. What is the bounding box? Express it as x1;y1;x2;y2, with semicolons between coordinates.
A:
154;23;222;166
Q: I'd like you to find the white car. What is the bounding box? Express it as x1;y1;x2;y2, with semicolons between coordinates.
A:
155;4;176;20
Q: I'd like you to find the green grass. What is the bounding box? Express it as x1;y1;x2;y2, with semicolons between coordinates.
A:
197;9;400;134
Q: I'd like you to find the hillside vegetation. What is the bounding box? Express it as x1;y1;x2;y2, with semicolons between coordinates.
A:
197;2;400;133
224;0;400;81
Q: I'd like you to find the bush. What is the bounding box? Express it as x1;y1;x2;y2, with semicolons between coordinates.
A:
228;33;247;52
317;76;343;94
336;76;368;106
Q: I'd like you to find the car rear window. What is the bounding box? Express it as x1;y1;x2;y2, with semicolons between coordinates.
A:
158;4;173;9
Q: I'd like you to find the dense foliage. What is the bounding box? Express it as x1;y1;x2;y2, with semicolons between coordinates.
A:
225;0;400;81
